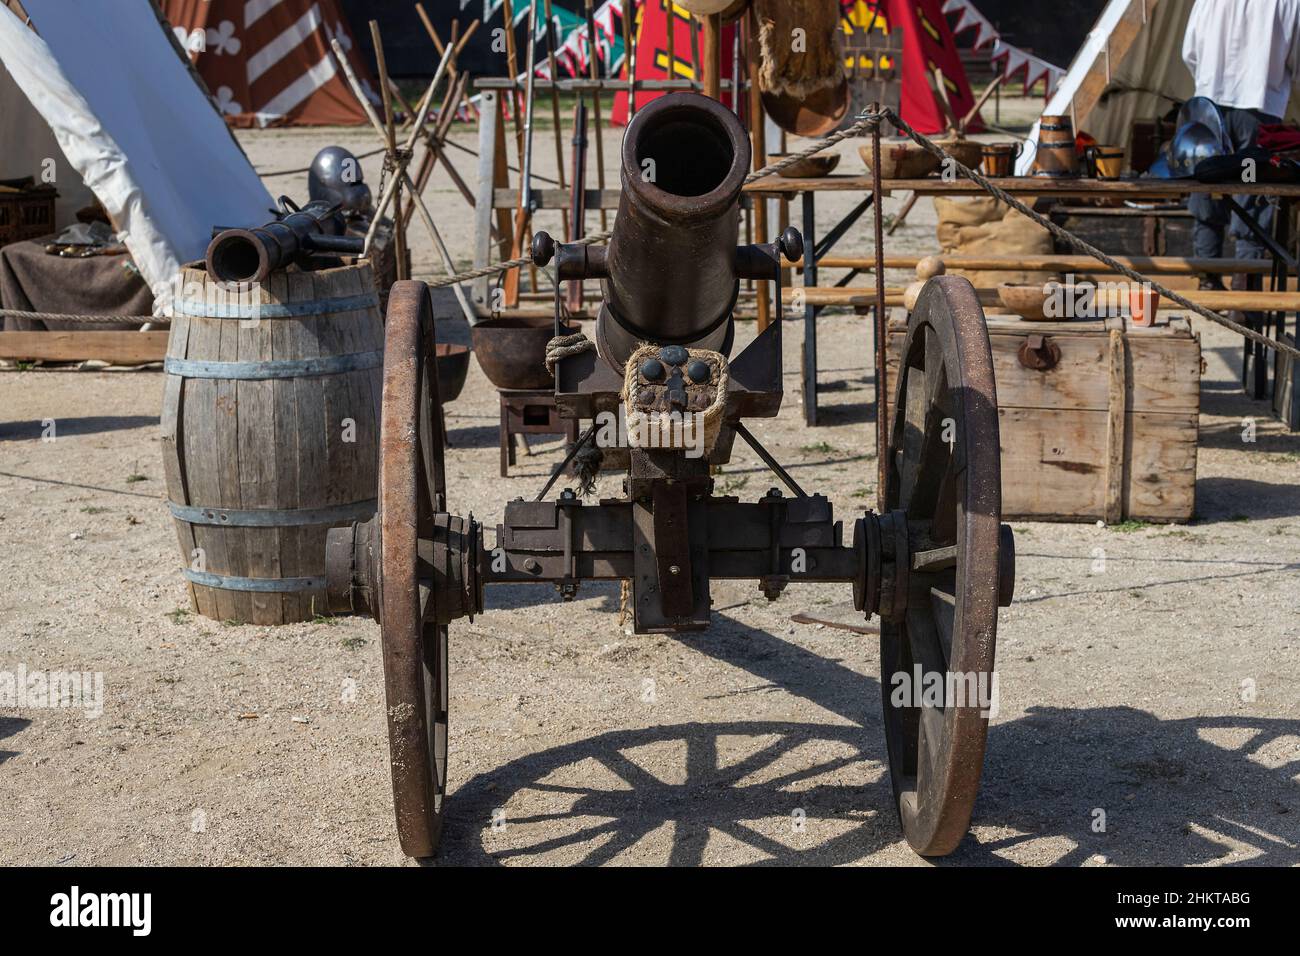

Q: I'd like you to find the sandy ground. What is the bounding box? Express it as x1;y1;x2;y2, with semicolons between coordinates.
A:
1;117;1298;867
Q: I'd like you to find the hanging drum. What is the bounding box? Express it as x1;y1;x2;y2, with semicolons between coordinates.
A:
754;0;848;137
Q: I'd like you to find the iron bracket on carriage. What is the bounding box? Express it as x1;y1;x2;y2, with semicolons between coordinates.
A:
324;92;1017;861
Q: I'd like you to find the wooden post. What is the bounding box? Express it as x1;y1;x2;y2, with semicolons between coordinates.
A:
746;8;770;332
623;0;637;117
1103;328;1128;524
665;0;675;82
701;13;721;100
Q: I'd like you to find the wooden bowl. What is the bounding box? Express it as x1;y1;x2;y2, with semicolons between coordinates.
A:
935;137;983;170
762;82;849;138
997;283;1053;321
434;343;471;404
769;152;841;179
859;141;941;179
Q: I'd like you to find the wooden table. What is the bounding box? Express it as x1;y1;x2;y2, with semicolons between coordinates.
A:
745;174;1300;429
746;175;1300;200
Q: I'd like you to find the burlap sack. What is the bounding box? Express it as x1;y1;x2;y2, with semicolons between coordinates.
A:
933;196;1056;292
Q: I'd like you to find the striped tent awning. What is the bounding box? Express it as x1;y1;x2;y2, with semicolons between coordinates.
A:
163;0;377;127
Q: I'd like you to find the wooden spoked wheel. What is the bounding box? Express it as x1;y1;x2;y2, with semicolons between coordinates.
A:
378;281;449;858
880;276;1009;856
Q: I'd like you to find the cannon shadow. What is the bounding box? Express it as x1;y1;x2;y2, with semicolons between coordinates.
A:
435;618;1300;866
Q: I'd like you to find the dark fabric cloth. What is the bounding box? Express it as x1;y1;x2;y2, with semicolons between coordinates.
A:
1258;122;1300;152
1189;106;1281;259
0;236;154;331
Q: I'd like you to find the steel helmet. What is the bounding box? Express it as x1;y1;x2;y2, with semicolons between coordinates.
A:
1169;121;1225;178
1177;96;1231;154
308;146;373;216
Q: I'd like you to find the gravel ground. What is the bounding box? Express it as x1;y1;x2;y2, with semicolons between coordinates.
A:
0;118;1297;867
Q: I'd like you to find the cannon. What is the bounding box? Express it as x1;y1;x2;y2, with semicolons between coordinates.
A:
325;92;1015;859
205;198;364;285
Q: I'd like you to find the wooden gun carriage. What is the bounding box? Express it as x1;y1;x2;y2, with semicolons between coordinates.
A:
325;93;1016;859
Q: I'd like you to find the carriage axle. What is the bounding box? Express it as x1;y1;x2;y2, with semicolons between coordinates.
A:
324;489;1014;635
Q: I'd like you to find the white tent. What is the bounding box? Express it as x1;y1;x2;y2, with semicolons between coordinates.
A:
0;56;93;227
0;0;274;301
1017;0;1300;175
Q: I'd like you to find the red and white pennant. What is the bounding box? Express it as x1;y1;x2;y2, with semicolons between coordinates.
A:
941;0;1065;95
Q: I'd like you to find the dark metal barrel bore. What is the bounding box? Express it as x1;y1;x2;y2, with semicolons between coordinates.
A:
599;92;751;364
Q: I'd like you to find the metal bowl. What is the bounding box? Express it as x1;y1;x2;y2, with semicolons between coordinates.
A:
434;343;471;403
469;316;581;390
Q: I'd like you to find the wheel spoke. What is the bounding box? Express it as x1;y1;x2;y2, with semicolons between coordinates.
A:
904;606;947;689
929;569;957;667
917;700;948;790
903;343;954;514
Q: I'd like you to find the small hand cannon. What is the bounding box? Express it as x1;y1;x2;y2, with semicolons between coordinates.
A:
205;198;364;284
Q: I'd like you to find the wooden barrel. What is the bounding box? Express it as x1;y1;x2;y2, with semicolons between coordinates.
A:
1033;115;1078;178
160;263;383;624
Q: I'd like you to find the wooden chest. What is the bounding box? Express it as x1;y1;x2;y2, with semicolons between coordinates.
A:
887;315;1201;523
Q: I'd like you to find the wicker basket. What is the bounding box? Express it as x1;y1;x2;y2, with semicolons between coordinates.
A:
0;185;58;245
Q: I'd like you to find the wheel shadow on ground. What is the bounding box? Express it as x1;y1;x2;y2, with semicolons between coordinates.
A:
954;708;1300;867
0;415;158;441
0;716;31;765
435;617;1300;866
445;424;500;449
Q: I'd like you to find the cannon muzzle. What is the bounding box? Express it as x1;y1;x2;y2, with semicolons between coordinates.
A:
599;92;751;364
206;199;362;285
532;93;799;369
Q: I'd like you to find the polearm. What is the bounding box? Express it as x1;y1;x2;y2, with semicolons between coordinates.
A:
332;37;476;324
542;0;571;240
520;0;539;217
370;20;405;279
415;5;481;123
565;99;588;314
353;39;454;255
584;0;609;232
504;0;541;304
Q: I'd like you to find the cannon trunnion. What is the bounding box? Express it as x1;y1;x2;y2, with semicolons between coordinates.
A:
326;93;1015;861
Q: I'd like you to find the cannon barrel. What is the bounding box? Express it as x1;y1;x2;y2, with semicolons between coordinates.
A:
205;200;361;284
600;92;751;364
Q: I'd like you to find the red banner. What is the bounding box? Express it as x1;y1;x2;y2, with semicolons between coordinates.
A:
612;1;738;126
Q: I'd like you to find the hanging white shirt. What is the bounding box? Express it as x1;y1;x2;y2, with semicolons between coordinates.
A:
1183;0;1300;117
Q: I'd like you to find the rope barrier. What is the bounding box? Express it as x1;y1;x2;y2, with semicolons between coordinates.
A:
0;309;163;326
